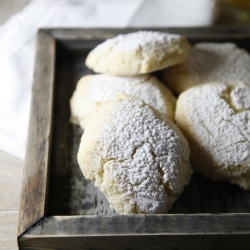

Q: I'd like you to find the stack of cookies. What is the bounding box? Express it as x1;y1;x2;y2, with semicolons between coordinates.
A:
70;31;193;214
163;42;250;190
70;31;250;214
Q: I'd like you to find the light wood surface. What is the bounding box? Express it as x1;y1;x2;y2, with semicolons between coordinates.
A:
0;211;19;250
0;150;23;250
0;150;23;210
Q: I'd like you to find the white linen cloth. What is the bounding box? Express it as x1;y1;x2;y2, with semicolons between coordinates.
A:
0;0;220;159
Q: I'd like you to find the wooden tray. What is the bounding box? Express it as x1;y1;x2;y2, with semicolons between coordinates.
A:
18;28;250;250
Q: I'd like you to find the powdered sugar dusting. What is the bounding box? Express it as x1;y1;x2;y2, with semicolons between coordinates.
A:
86;31;189;75
70;74;176;128
78;95;191;214
98;31;181;52
188;43;250;85
230;83;250;111
177;82;250;189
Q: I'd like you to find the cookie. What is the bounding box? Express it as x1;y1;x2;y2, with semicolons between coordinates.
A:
85;31;190;75
78;94;192;214
163;43;250;94
70;74;176;129
175;82;250;189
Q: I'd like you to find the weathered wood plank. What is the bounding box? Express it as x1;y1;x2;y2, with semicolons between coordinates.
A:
0;150;23;210
20;213;250;249
0;211;18;250
18;30;55;236
43;28;250;53
44;27;250;41
18;234;250;250
22;214;250;236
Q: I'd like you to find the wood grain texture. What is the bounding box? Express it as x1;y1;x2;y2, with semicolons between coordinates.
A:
18;235;250;250
42;28;250;56
0;211;18;250
20;214;250;249
23;214;250;235
18;30;55;236
44;27;250;41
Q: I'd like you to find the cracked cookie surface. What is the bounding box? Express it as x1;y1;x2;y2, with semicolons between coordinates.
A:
70;74;176;129
163;43;250;94
175;82;250;189
85;31;190;75
77;94;192;214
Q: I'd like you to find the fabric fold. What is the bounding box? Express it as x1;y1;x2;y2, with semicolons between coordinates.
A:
0;0;219;159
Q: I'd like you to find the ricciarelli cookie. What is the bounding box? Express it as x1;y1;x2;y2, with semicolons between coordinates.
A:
78;94;192;214
70;74;176;129
175;82;250;190
163;43;250;94
85;31;190;75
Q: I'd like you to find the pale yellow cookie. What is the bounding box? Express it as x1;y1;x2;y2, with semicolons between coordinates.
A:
163;43;250;94
175;82;250;189
78;94;192;214
85;31;190;75
70;74;176;129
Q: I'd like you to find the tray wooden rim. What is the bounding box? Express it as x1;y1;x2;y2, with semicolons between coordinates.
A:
18;27;250;249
